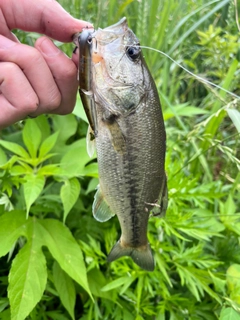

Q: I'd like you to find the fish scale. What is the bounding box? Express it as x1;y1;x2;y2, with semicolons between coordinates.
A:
76;17;168;271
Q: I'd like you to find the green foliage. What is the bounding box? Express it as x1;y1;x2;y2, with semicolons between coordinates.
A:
0;210;91;319
1;0;240;319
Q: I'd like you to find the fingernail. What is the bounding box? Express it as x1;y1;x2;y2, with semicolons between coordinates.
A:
0;35;16;49
39;38;60;56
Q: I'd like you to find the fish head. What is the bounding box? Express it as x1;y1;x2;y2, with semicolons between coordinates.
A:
91;18;149;115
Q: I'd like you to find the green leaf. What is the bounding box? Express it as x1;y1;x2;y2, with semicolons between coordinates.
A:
53;115;78;144
0;211;27;257
39;131;59;159
0;155;19;170
227;264;240;290
101;277;131;292
60;178;81;222
0;140;29;159
39;219;92;299
0;147;7;165
23;174;45;217
8;218;47;320
164;104;209;120
86;178;99;194
219;308;240;320
38;164;63;176
53;262;76;320
34;115;51;141
87;268;116;300
212;59;239;112
22;119;42;158
225;194;236;216
81;163;99;178
227;109;240;133
168;0;229;55
0;309;11;319
72;95;88;123
208;271;226;294
10;165;31;176
227;264;240;304
60;145;91;177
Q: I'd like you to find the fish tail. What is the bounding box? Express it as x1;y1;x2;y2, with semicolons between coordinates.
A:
107;241;154;271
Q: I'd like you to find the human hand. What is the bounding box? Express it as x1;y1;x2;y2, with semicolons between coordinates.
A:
0;0;92;129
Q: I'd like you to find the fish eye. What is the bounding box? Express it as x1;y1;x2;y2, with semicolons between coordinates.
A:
126;46;140;61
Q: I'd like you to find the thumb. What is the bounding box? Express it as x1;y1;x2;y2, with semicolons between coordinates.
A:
0;0;93;42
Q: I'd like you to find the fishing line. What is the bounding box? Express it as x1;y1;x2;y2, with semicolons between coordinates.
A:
86;40;240;222
139;45;240;100
89;38;240;100
161;213;240;222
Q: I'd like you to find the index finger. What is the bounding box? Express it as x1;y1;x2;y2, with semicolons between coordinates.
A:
0;0;93;42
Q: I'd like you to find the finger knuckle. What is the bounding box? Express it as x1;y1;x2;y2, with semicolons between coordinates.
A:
24;96;39;113
47;92;61;112
1;62;19;76
61;63;77;80
25;47;43;65
58;102;76;115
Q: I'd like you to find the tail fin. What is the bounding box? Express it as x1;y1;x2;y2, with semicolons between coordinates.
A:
107;240;155;271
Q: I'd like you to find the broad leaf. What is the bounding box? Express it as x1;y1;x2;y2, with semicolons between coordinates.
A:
81;163;99;178
39;219;92;299
225;194;236;216
72;96;88;123
227;264;240;304
8;218;47;320
0;147;7;165
10;165;31;176
0;155;19;170
219;308;240;320
0;211;91;318
34;115;51;141
60;178;81;222
0;140;29;159
39;131;59;159
87;269;112;299
53;262;76;320
38;164;63;176
53;115;77;144
164;104;209;120
227;109;240;133
22;119;42;158
0;309;11;319
23;174;45;217
60;145;91;177
227;264;240;291
0;211;27;257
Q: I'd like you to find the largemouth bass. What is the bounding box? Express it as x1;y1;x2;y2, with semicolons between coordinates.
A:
75;17;168;271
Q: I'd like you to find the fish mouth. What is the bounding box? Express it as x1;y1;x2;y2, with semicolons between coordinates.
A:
91;18;128;64
92;17;128;46
102;17;128;32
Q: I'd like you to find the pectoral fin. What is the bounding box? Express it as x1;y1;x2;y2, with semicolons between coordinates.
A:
86;125;96;158
108;120;126;154
93;186;115;222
